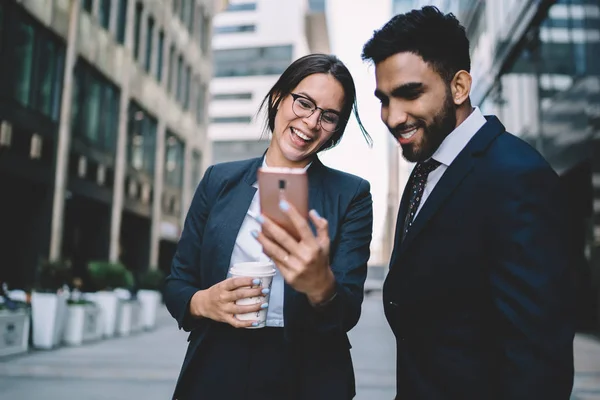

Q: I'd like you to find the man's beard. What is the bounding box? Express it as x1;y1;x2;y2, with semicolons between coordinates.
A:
398;92;457;163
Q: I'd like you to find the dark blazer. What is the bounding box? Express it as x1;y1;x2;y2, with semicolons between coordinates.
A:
164;155;373;399
384;116;575;399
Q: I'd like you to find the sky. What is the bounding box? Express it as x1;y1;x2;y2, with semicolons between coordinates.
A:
318;0;394;262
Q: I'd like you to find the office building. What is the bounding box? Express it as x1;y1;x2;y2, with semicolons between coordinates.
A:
208;0;330;164
0;0;224;288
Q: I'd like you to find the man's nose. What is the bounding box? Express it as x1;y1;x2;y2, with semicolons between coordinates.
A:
386;104;409;129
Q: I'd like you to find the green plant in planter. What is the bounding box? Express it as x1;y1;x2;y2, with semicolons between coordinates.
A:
138;269;166;291
87;261;133;291
34;259;72;293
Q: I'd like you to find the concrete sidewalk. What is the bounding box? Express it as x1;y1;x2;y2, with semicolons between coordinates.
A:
0;295;598;399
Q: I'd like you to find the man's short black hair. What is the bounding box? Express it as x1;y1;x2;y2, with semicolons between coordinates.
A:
362;6;470;83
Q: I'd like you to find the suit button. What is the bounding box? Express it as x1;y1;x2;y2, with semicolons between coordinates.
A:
388;301;399;307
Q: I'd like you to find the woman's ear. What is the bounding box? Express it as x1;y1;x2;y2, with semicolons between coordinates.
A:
450;70;472;106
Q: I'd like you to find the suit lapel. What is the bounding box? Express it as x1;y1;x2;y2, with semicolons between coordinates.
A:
215;157;263;280
398;116;506;255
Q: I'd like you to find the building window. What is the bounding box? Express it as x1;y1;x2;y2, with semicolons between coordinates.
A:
186;0;196;34
36;39;63;119
116;0;128;44
226;2;257;12
196;83;206;124
167;44;176;94
197;7;211;54
145;16;154;72
184;66;191;109
83;0;93;13
164;133;184;188
176;55;184;103
11;19;35;106
128;103;157;175
213;45;293;77
214;24;256;34
210;116;252;124
157;30;164;81
99;0;111;29
2;8;65;121
133;1;143;60
212;92;252;100
72;61;120;153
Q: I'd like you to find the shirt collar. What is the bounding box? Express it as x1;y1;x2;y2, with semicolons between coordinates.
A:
431;107;486;167
262;157;313;172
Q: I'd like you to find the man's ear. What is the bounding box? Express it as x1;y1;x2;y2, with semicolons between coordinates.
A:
450;70;472;106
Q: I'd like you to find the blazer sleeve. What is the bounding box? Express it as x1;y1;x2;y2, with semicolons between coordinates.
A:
164;165;214;332
489;165;575;399
297;178;373;334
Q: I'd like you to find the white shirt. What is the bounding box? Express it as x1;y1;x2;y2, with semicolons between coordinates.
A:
415;107;487;217
228;159;311;327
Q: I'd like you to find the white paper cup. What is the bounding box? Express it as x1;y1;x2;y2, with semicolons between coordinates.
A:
229;261;276;328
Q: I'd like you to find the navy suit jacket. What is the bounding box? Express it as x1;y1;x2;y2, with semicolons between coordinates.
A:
384;116;575;399
164;155;373;399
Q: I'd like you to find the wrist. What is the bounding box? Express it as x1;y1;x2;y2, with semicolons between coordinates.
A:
190;290;207;318
307;269;336;306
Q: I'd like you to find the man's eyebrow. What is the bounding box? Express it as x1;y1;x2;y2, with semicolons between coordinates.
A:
390;82;424;97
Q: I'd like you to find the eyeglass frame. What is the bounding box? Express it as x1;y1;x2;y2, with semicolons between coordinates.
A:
289;93;342;132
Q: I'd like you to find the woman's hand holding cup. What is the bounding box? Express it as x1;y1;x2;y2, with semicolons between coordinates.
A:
189;277;269;328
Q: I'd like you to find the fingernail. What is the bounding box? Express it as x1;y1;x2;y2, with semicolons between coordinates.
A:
255;214;264;224
252;322;259;327
250;230;259;239
279;200;289;211
261;288;270;294
260;303;269;309
252;279;261;285
311;209;321;219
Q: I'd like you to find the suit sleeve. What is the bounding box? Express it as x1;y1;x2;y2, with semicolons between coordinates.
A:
490;165;575;399
297;179;373;334
164;166;214;332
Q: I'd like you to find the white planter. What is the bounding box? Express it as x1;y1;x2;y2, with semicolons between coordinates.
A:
85;291;121;338
31;291;68;349
63;304;85;346
137;290;161;330
82;304;101;342
63;303;101;346
127;300;142;334
0;309;30;357
117;300;132;336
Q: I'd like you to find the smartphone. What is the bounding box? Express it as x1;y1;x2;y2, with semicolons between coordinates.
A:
257;166;309;241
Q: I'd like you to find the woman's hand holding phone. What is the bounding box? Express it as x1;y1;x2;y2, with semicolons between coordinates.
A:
252;201;336;305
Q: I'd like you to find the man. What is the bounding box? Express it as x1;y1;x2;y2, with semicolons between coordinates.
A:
362;6;574;399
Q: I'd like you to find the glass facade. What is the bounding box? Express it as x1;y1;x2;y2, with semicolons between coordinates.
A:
0;5;65;121
164;132;184;188
72;60;121;153
128;102;157;176
214;24;256;34
212;92;252;100
226;2;257;12
213;45;293;77
490;0;600;174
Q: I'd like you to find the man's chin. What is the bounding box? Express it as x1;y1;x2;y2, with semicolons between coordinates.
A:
400;144;420;163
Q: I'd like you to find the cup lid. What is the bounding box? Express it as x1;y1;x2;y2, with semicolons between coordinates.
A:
229;261;275;276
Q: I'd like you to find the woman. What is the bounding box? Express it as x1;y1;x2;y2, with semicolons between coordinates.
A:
165;54;373;400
